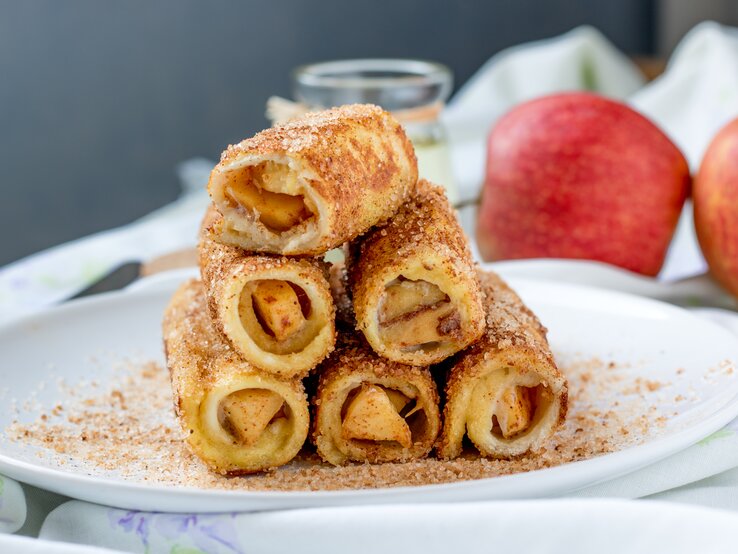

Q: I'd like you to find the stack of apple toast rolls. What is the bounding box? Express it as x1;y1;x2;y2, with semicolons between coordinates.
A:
162;103;568;475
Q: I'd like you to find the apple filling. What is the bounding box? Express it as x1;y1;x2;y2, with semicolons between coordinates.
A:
238;280;316;354
340;384;424;448
218;389;288;446
377;278;460;350
492;385;550;439
223;162;313;233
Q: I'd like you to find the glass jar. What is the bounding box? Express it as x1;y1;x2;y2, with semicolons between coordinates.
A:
292;59;456;202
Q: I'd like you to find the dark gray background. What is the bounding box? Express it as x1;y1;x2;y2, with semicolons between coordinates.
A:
1;0;656;265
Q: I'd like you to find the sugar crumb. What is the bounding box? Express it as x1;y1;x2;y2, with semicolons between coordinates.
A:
5;355;675;491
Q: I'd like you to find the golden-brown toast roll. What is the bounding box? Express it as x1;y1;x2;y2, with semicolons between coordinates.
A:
313;337;440;465
437;271;568;459
163;279;310;474
199;209;335;378
351;180;485;366
208;104;417;256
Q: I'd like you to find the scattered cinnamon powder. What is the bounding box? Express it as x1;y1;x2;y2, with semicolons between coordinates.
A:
6;354;677;492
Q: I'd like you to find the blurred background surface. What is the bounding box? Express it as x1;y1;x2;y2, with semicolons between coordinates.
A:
1;0;736;265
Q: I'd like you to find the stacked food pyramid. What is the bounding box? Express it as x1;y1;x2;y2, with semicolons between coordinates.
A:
163;104;569;475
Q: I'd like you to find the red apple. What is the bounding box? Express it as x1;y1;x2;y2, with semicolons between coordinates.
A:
694;117;738;297
476;92;690;276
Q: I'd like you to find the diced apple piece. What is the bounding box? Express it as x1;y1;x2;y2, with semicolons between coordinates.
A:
380;303;456;347
221;389;284;445
342;385;412;448
495;386;533;438
251;280;306;341
382;387;423;418
384;388;411;412
379;279;448;323
225;166;309;232
257;161;298;190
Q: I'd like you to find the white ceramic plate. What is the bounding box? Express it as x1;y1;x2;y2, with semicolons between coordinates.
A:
1;267;738;512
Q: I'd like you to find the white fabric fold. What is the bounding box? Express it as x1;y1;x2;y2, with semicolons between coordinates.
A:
0;475;26;534
0;534;122;554
39;499;738;554
650;466;738;510
631;21;738;170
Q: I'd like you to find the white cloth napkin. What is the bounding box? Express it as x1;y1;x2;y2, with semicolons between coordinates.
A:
4;20;738;554
631;22;738;170
36;499;738;554
0;534;122;554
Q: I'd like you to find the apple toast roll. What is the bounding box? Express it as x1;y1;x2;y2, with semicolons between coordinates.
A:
313;338;440;465
163;280;310;474
351;180;485;366
199;209;335;378
437;271;568;459
208;104;417;256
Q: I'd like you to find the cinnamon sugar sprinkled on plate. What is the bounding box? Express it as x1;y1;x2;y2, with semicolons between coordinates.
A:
5;353;682;492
